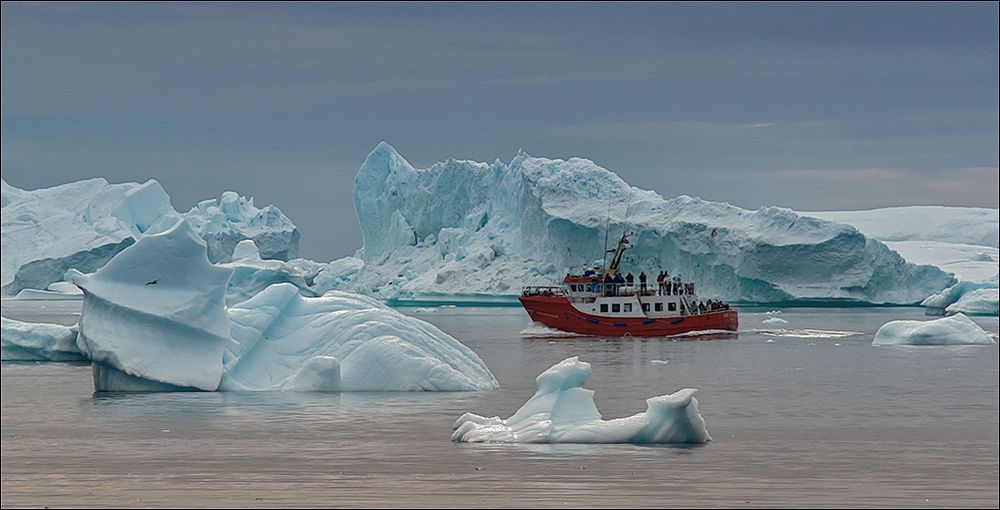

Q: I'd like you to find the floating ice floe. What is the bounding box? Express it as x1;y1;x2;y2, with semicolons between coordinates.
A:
1;178;299;296
872;313;995;346
452;357;710;444
1;317;84;361
761;310;789;325
347;142;955;305
69;219;496;392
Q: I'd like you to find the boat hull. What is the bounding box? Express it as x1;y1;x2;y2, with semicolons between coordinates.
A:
519;295;738;337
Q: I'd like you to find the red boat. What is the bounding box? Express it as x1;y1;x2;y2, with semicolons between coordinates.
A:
520;232;738;337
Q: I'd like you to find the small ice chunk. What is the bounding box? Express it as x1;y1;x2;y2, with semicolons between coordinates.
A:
452;357;710;444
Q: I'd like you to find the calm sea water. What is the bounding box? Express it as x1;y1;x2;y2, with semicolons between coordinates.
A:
2;301;998;508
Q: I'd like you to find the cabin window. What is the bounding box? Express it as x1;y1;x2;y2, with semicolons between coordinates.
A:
612;303;621;313
600;304;608;313
654;302;664;312
642;303;650;312
624;303;632;313
668;302;677;311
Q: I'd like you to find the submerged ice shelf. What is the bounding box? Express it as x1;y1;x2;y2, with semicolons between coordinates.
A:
452;357;710;444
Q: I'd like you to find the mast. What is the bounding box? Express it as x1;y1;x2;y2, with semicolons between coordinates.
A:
607;230;631;273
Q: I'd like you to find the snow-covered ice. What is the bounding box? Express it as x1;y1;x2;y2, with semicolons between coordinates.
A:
872;313;995;346
348;143;954;305
222;283;498;391
73;220;234;391
1;317;84;361
1;178;299;295
452;357;710;444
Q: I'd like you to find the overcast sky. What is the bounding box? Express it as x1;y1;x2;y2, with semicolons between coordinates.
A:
2;2;997;260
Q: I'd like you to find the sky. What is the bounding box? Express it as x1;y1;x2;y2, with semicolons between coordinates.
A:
2;2;997;260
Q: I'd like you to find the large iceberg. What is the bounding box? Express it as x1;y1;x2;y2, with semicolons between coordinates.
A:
1;178;299;295
70;219;497;392
1;317;84;361
452;357;710;444
809;208;998;315
222;283;498;391
349;143;954;304
73;220;234;391
920;275;999;316
872;313;996;346
809;207;998;280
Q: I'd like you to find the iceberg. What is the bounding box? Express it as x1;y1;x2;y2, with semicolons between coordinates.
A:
73;220;234;391
221;283;498;391
350;143;954;305
1;317;84;361
221;240;364;305
809;207;998;283
809;208;998;315
921;275;999;316
2;178;141;297
1;178;300;296
872;313;995;346
184;191;300;262
452;357;709;444
68;219;496;392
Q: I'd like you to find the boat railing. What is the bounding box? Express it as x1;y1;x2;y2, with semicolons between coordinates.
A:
579;283;696;298
521;286;567;297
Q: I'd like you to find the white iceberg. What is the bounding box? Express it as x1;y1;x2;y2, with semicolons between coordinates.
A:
1;178;299;296
872;313;995;346
221;240;364;305
221;283;498;391
2;178;143;296
184;191;300;262
73;220;234;391
1;317;84;361
349;143;954;305
809;208;998;315
69;220;496;392
452;357;710;444
920;274;998;317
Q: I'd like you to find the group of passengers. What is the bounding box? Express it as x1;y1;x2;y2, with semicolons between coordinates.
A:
655;271;689;296
576;268;695;297
697;299;730;313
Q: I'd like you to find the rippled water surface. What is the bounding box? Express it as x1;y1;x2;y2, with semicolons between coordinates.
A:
2;301;998;508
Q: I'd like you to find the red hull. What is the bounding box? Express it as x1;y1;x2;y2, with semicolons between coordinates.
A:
520;295;738;337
